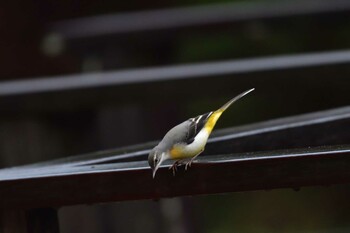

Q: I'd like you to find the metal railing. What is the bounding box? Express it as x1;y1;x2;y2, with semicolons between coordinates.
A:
1;1;350;232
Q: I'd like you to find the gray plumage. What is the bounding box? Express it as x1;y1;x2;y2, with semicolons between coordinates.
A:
148;121;191;170
148;88;255;178
153;120;191;152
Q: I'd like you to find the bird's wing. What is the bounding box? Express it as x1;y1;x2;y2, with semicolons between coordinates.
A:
186;111;213;144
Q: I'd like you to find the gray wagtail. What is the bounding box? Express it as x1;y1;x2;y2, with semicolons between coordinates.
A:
148;88;254;178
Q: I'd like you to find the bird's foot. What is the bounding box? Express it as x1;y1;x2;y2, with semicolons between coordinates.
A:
169;160;188;175
185;160;194;171
185;150;203;170
169;161;180;176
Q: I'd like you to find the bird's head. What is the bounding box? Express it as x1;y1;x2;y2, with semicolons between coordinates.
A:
148;149;165;178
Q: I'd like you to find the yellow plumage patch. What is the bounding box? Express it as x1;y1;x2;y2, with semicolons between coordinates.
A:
205;111;222;133
170;144;202;159
169;146;183;159
169;110;224;160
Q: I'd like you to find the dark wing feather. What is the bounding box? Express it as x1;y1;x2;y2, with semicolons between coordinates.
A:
186;111;213;144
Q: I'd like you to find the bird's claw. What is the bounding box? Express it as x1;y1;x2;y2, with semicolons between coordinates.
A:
185;162;190;171
170;158;197;175
172;165;177;176
169;161;180;176
185;160;195;170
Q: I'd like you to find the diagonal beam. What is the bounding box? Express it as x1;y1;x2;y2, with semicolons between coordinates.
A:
1;50;350;97
1;106;350;209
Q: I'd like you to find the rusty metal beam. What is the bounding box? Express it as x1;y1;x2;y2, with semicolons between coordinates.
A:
1;106;350;209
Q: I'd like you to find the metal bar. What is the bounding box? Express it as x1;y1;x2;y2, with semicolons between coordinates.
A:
1;49;350;96
0;145;350;209
1;105;350;209
50;0;350;39
15;104;348;168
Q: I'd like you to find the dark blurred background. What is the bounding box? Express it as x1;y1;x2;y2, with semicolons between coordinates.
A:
1;0;350;232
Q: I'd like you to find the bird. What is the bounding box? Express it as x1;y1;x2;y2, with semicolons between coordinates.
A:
148;88;254;178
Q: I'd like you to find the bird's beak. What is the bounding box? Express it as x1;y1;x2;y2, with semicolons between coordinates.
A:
152;168;157;178
152;161;161;178
152;154;164;178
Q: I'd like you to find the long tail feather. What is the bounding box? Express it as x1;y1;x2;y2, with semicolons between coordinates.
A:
218;88;255;112
205;88;255;133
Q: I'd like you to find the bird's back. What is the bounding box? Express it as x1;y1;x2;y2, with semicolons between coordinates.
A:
157;120;191;151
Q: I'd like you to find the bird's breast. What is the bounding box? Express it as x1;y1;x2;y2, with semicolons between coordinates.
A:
169;129;210;159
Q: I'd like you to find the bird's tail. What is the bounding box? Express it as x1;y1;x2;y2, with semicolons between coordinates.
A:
217;88;255;113
204;88;254;133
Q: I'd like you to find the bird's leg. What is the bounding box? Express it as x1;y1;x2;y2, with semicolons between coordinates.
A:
169;161;178;176
185;149;204;170
169;160;186;176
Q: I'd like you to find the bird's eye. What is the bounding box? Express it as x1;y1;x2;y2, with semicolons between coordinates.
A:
154;156;159;165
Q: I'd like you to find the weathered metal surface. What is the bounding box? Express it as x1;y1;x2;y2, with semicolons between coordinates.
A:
0;50;349;115
1;50;350;97
0;106;350;209
0;146;350;210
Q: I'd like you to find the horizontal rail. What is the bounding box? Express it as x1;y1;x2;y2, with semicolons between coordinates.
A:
1;49;350;97
1;146;350;209
1;106;350;209
19;105;349;167
51;0;350;39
